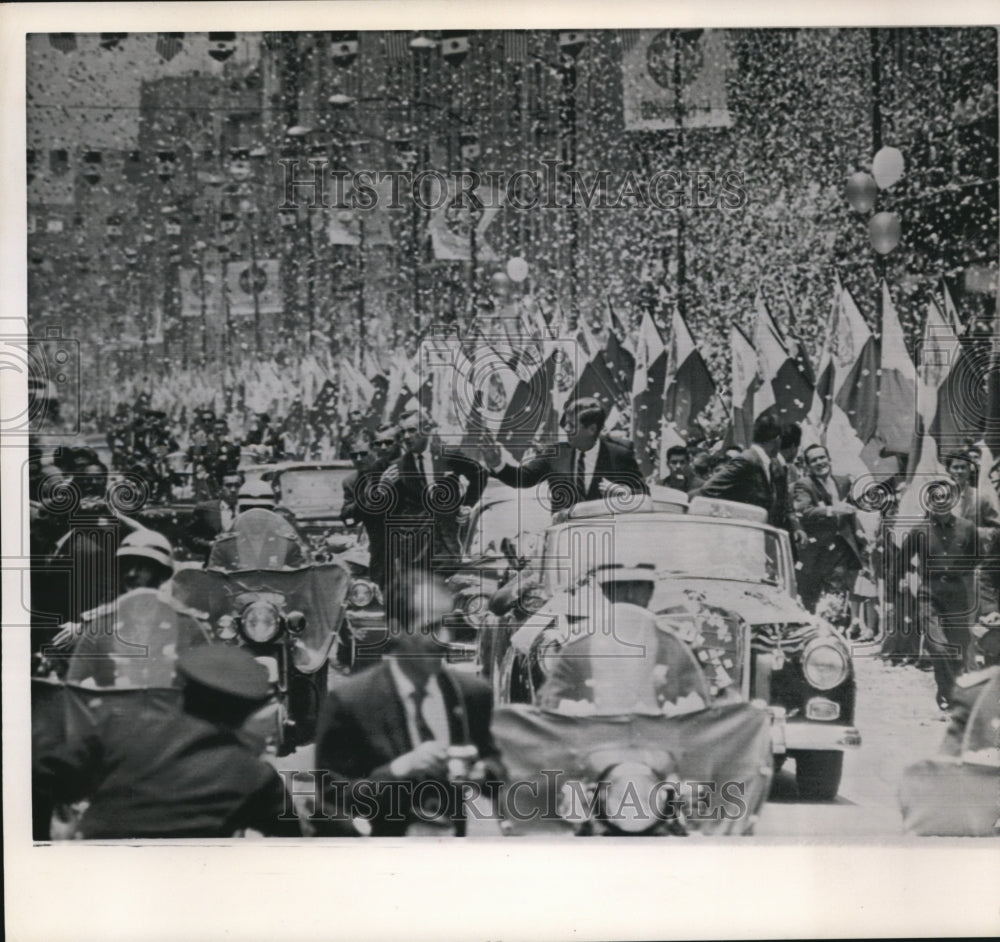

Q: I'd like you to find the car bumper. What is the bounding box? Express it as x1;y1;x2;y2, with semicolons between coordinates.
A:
769;708;861;754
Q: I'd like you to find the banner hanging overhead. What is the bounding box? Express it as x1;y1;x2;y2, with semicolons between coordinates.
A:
622;29;732;131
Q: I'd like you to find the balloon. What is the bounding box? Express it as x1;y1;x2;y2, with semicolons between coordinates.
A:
869;212;902;254
506;256;529;282
872;146;905;189
845;172;878;212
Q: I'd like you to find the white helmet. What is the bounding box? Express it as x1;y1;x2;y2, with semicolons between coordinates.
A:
116;528;175;572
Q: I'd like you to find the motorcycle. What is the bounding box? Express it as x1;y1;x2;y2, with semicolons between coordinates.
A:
171;509;350;755
491;616;774;836
32;587;214;839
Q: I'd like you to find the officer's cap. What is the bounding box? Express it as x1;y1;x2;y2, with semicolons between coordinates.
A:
176;645;272;702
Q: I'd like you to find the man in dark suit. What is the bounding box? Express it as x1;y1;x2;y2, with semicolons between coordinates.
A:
33;645;301;839
792;444;867;616
698;414;782;515
313;619;504;836
771;423;806;543
341;428;398;590
381;411;488;579
482;397;648;513
187;471;242;562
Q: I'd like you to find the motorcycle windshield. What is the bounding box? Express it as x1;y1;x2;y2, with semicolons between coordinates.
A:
537;609;713;718
171;563;350;673
64;588;212;690
207;508;310;571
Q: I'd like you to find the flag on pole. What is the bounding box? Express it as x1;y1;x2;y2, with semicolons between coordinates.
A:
571;318;626;410
874;281;918;457
504;31;528;62
428;181;502;261
630;312;668;477
730;325;758;448
752;290;812;423
663;309;716;439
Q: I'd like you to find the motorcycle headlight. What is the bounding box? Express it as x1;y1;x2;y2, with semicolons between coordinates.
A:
241;601;282;643
802;640;849;690
602;762;660;834
348;579;376;608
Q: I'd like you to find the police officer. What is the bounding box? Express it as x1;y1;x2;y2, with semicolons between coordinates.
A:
33;645;302;839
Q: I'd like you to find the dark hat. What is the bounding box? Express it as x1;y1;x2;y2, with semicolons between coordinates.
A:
176;645;272;702
943;451;975;466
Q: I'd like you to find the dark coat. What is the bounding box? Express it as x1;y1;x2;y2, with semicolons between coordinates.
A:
698;447;774;513
33;710;300;839
313;662;503;836
382;442;488;571
793;473;865;566
341;455;396;589
494;437;647;512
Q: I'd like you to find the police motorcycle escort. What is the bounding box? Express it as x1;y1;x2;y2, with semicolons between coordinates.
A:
490;563;774;836
171;508;351;755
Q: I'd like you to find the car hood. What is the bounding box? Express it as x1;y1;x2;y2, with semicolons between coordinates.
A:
651;578;816;628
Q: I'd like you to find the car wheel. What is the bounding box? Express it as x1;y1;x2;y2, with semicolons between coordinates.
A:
794;750;843;801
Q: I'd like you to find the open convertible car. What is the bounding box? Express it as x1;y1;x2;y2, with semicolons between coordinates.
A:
488;490;861;802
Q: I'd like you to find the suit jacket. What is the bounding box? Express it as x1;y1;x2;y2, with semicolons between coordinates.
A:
313;662;503;836
33;710;300;839
793;473;864;566
383;442;488;569
770;458;803;535
494;437;648;512
341;456;395;588
698;447;773;513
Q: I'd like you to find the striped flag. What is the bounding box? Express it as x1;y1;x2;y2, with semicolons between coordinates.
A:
504;31;528;62
156;33;184;61
664;310;716;441
631;312;668;477
874;281;917;458
730;326;759;448
618;29;641;53
384;32;410;61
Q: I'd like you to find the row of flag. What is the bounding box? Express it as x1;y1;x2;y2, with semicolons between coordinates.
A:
100;270;998;495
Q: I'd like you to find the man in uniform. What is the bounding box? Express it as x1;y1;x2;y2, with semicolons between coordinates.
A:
33;645;301;839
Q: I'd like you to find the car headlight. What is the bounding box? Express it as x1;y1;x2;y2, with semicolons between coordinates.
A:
241;601;282;643
802;640;849;690
348;579;376;608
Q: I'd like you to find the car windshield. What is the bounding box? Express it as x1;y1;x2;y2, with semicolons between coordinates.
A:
548;518;786;590
464;491;551;560
277;468;350;517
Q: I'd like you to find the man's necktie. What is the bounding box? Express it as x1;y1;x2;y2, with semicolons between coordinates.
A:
411;685;436;743
576;448;587;499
